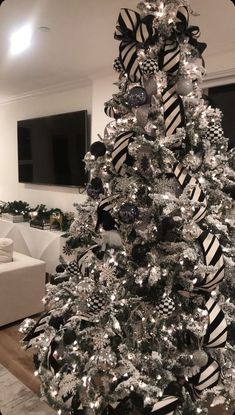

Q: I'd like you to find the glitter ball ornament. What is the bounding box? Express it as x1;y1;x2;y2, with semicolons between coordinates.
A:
86;291;107;314
67;260;79;276
176;77;194;96
140;59;158;76
144;77;158;97
90;141;106;158
95;347;117;370
157;295;175;317
119;203;139;224
127;86;148;107
87;177;104;199
192;350;209;367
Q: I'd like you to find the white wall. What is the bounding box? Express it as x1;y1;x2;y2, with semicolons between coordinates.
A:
0;84;92;212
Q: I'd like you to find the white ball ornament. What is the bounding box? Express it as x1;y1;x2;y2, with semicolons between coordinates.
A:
192;350;209;367
176;77;194;96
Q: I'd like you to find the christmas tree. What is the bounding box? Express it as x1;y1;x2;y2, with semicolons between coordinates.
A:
20;1;235;414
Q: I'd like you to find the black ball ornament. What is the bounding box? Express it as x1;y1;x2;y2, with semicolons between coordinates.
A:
132;244;149;262
56;264;67;273
127;86;148;107
90;141;106;158
87;177;104;199
119;203;139;224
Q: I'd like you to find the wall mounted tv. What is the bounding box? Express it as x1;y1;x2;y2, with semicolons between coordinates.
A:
17;110;89;187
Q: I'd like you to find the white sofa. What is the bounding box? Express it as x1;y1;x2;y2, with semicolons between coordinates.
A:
0;251;45;327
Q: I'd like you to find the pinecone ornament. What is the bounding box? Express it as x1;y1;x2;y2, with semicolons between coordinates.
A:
67;260;79;277
140;59;158;76
157;295;175;317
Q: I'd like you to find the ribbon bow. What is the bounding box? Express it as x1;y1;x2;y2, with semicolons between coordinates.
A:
114;9;157;82
176;6;207;56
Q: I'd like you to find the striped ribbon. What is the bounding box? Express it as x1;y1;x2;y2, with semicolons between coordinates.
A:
115;9;154;82
162;84;184;136
175;6;189;32
23;312;51;349
188;355;220;400
173;162;208;223
150;396;179;415
159;40;181;76
112;131;135;175
77;245;99;276
96;195;119;231
202;297;227;349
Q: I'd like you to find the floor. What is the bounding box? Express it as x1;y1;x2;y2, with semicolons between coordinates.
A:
0;321;232;415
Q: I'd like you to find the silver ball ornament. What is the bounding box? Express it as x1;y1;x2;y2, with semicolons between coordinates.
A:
176;77;194;96
127;86;147;107
192;350;209;367
134;104;150;127
144;77;158;97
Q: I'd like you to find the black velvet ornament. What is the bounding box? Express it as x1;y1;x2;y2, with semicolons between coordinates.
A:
56;263;67;273
90;141;106;158
227;321;235;346
87;177;104;199
127;86;148;107
119;203;139;224
164;381;183;398
131;244;149;263
63;329;77;345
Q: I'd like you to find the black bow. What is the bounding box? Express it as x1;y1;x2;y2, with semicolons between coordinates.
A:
114;9;157;82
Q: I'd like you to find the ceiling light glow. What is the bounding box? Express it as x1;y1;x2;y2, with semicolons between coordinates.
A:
10;24;32;55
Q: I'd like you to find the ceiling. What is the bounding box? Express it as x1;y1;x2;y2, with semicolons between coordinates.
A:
0;0;234;103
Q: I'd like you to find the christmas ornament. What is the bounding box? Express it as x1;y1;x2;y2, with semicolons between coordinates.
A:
143;77;158;97
86;290;107;313
176;77;194;96
118;203;139;224
127;86;148;107
140;59;158;76
192;350;209;367
56;263;67;273
131;244;149;262
150;396;179;415
63;329;77;345
162;84;184;136
113;57;125;74
202;297;227;348
67;260;79;277
159;40;180;76
90;141;106;158
206;123;224;143
77;278;95;296
94;347;117;370
87;177;104;199
114;8;155;82
112;131;135;175
157;295;175;317
164;381;183;398
134;104;149;127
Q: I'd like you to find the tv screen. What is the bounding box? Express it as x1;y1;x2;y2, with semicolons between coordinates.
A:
17;110;89;187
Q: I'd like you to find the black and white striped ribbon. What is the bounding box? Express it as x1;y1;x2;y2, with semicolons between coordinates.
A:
162;84;184;136
173;163;207;223
96;194;119;231
188;355;220;400
104;104;116;119
160;40;180;76
23;312;51;349
112;131;135;175
115;9;154;82
196;229;225;292
77;245;99;276
150;396;179;415
203;297;227;349
175;6;189;32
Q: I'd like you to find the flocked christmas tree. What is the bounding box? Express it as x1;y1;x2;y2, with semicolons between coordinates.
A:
20;1;235;414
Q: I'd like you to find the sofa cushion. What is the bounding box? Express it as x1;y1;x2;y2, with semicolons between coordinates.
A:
0;238;13;263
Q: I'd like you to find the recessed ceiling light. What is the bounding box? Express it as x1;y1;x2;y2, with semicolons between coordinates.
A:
10;24;32;55
39;26;51;32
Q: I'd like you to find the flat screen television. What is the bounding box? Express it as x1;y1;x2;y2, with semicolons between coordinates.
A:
17;110;89;187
